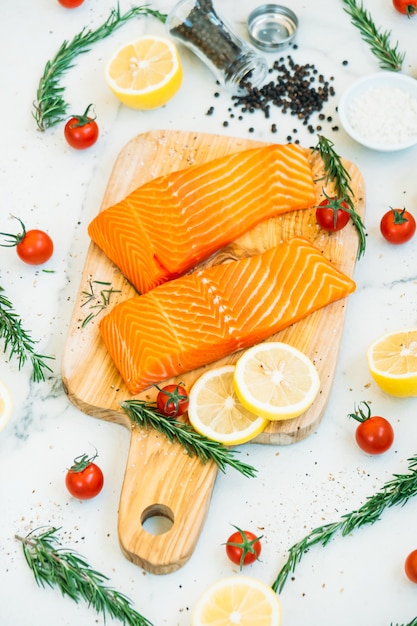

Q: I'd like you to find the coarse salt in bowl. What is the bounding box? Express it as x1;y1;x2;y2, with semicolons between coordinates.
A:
338;72;417;152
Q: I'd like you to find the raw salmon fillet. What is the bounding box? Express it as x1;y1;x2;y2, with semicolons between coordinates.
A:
88;143;316;294
99;237;356;395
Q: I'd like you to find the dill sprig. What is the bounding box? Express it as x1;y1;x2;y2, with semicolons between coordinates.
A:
391;620;417;626
121;399;257;478
0;286;54;382
271;453;417;593
341;0;404;71
15;527;153;626
313;134;366;259
33;4;167;131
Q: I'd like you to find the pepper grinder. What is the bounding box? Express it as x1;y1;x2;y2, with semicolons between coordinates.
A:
166;0;268;93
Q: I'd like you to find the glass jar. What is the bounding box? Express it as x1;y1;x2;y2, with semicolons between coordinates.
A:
166;0;268;94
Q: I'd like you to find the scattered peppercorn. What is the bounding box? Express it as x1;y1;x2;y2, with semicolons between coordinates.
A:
231;55;335;126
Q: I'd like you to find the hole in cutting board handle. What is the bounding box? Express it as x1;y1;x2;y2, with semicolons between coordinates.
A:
141;503;174;535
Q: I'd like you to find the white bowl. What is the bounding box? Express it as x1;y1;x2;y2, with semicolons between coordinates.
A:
338;72;417;152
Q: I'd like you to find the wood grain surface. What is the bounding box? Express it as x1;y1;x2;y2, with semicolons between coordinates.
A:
61;129;365;573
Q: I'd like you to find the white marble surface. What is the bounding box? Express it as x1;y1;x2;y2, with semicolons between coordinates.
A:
1;1;417;624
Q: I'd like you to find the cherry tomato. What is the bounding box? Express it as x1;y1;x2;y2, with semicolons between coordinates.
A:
65;451;104;500
348;401;394;455
224;525;262;569
405;550;417;583
58;0;85;8
64;104;99;150
380;207;416;244
392;0;417;16
0;216;53;265
316;195;350;232
156;383;189;418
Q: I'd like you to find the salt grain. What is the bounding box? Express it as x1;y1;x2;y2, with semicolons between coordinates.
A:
347;86;417;145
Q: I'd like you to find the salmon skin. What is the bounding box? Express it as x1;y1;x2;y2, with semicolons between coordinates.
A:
99;237;356;395
88;143;316;294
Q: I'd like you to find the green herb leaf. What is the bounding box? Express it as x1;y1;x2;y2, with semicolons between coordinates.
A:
16;527;154;626
272;454;417;593
80;279;121;327
34;4;167;131
341;0;404;71
121;399;257;478
0;286;54;382
313;135;367;259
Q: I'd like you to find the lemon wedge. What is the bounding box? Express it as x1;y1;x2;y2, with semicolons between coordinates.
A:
191;575;282;626
367;328;417;397
233;342;320;421
187;365;268;445
105;35;183;109
0;380;13;432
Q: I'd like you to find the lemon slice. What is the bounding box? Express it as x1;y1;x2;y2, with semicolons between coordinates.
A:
0;380;13;432
105;35;183;109
233;342;320;421
188;365;268;445
367;328;417;397
192;575;282;626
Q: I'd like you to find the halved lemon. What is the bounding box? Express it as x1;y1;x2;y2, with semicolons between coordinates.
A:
0;380;13;432
233;342;320;421
192;576;282;626
105;35;183;109
367;328;417;397
187;365;269;445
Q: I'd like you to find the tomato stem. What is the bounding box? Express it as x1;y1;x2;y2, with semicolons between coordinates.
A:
69;448;99;473
390;206;409;225
0;215;27;247
347;400;372;423
68;103;96;128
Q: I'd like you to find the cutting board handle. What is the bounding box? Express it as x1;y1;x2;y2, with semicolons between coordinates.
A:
117;425;218;574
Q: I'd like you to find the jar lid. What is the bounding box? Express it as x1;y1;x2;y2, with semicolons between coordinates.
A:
247;4;298;52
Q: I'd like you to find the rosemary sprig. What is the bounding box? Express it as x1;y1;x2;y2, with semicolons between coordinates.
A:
34;4;167;131
341;0;404;71
16;527;153;626
0;286;54;382
271;453;417;593
313;134;366;259
121;399;257;478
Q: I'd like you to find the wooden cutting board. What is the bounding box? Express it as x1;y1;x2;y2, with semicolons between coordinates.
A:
62;129;365;574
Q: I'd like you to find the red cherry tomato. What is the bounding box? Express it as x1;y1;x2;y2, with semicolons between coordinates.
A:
392;0;417;16
225;525;262;569
65;451;104;500
380;207;416;244
316;195;350;232
405;550;417;583
64;104;99;150
156;383;189;417
348;401;394;455
0;216;53;265
58;0;85;8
